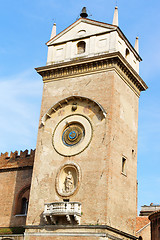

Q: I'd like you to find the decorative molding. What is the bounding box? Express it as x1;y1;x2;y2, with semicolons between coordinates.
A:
0;234;24;238
46;17;116;46
25;232;106;237
46;17;141;62
36;52;147;97
43;201;81;225
52;114;93;157
41;96;106;126
25;225;137;239
0;166;33;173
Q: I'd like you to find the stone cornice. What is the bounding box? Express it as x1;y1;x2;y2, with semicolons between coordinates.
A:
25;225;138;239
0;165;33;172
46;18;116;46
48;29;116;46
35;52;147;96
149;210;160;220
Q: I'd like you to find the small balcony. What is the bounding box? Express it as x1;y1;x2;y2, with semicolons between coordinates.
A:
43;202;81;225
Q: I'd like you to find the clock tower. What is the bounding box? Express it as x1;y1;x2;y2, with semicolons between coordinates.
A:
25;7;147;240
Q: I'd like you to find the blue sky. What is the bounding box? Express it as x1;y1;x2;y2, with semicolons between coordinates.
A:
0;0;160;213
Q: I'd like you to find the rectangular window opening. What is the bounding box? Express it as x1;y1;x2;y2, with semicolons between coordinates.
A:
122;157;126;175
63;199;69;202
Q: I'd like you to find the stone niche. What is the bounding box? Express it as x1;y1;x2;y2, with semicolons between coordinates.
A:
56;163;81;197
43;163;81;225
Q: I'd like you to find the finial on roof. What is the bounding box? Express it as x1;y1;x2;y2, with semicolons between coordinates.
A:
80;7;88;18
112;6;118;26
134;36;139;53
50;23;56;39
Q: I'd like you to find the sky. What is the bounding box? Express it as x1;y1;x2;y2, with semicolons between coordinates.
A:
0;0;160;213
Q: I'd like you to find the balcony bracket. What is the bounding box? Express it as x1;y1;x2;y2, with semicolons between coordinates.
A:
43;202;81;225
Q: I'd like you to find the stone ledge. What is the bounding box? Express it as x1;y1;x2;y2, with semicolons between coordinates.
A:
35;52;147;94
25;225;138;240
0;227;25;235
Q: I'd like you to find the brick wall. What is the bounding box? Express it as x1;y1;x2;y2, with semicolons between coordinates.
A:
0;149;35;227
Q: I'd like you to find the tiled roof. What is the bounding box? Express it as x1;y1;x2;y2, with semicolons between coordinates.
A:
136;216;150;232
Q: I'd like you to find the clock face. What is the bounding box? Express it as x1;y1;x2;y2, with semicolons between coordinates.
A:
52;114;92;156
62;123;84;147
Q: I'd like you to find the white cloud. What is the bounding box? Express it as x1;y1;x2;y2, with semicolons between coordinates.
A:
0;69;42;153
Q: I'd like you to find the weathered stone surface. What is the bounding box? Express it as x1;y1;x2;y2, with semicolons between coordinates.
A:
27;67;139;236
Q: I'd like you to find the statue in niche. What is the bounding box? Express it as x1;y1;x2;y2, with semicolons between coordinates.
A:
64;171;74;193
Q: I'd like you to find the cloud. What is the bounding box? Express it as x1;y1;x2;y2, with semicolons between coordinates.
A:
0;69;42;152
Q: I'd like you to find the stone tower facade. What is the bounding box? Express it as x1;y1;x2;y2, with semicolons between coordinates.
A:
25;9;147;240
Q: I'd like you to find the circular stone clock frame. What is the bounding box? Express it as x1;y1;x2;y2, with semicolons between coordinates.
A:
52;114;92;157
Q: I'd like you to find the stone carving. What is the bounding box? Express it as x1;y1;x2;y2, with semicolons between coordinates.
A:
41;96;106;125
56;163;81;197
43;201;81;225
64;171;74;193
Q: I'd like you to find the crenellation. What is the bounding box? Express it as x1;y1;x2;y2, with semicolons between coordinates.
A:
0;149;35;169
1;151;9;158
11;150;19;158
20;149;29;157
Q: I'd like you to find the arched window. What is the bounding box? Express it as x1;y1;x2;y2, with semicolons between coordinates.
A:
125;48;130;58
21;197;28;215
15;185;30;215
77;41;86;54
122;156;127;175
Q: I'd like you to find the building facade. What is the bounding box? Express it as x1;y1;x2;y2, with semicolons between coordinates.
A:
149;210;160;240
0;7;149;240
0;150;35;238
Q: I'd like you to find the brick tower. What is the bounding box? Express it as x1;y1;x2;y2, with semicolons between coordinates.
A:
25;7;147;240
